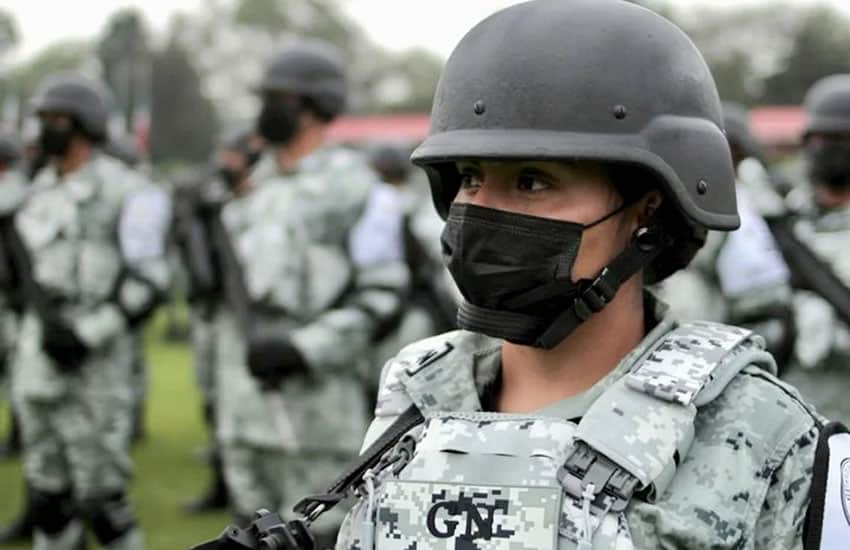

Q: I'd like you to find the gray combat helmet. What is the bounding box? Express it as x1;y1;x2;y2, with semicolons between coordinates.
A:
723;102;764;163
370;144;411;183
412;0;738;282
259;41;347;120
31;72;111;143
803;74;850;137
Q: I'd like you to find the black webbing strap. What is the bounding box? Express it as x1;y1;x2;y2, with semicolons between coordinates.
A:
535;227;668;349
768;215;850;327
293;404;425;520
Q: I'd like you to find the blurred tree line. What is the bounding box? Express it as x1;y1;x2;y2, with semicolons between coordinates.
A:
0;0;443;166
2;1;850;165
633;1;850;105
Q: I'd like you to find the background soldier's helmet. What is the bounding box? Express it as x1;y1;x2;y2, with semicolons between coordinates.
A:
0;130;21;165
411;0;738;282
369;144;411;183
723;102;764;163
259;41;348;120
31;72;111;143
803;74;850;138
103;135;140;167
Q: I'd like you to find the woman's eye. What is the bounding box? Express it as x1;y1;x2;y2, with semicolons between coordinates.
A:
517;174;550;192
459;172;482;189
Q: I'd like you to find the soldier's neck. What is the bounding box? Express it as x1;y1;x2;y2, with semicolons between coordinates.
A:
497;278;645;413
57;140;92;178
274;125;327;173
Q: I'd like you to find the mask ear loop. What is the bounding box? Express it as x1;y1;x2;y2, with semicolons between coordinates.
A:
533;218;670;349
582;192;644;230
503;194;652;313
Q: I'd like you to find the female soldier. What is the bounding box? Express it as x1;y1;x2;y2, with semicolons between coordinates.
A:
327;1;845;549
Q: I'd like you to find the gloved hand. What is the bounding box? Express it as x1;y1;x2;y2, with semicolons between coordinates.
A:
246;336;308;388
41;317;89;372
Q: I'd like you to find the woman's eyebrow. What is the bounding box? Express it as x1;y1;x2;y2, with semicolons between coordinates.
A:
519;166;556;179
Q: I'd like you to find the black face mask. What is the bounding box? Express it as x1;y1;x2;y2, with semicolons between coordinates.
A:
39;124;75;157
257;101;299;145
441;201;651;348
218;167;242;189
806;141;850;188
244;148;262;168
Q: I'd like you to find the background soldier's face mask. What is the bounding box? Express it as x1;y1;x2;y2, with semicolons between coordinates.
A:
39;122;75;157
257;99;300;145
440;201;632;347
806;139;850;188
218;166;242;189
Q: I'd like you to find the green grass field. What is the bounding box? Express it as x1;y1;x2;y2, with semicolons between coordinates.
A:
0;313;231;550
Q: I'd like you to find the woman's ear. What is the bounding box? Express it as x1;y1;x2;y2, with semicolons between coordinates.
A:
636;191;663;227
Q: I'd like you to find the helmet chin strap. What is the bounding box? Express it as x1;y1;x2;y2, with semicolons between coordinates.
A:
534;225;669;350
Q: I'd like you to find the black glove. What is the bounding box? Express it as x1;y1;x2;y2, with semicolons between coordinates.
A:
246;336;307;388
120;298;161;329
41;317;90;372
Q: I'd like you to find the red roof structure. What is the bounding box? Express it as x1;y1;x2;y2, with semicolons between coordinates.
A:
749;106;804;149
326;113;430;144
326;109;807;153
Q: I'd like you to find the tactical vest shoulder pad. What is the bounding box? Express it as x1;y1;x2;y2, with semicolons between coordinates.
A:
374;330;498;418
627;320;775;407
572;321;773;505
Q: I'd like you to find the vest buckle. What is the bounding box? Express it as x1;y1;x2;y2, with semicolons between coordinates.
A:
558;441;640;514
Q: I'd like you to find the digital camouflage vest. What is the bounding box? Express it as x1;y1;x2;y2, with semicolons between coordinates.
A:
337;314;819;549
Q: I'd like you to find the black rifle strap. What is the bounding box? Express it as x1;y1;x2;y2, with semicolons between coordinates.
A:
0;215;52;321
294;404;425;519
207;211;256;336
768;215;850;327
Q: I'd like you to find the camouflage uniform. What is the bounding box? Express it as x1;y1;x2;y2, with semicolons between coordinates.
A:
190;307;219;420
11;153;170;550
781;205;850;424
173;172;229;423
0;170;28;412
216;146;408;534
350;181;455;389
657;162;794;358
777;74;850;428
337;296;820;550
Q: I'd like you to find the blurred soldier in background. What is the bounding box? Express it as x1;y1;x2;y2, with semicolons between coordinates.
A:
656;103;796;366
212;41;408;548
103;135;157;444
174;128;263;515
780;74;850;424
9;72;170;550
0;130;35;546
0;130;26;459
350;144;454;395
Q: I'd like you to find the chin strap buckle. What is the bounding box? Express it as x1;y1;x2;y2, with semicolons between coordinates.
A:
572;268;617;321
558;441;640;515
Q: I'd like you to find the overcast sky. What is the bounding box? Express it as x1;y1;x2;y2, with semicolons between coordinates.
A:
4;0;850;62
